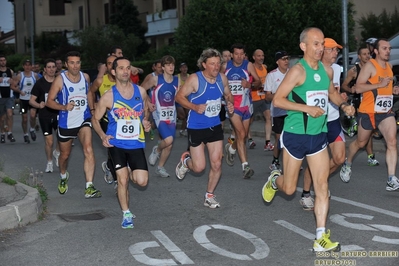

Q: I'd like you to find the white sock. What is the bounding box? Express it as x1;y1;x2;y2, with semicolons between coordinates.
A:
86;182;93;189
228;145;236;154
60;173;67;179
316;227;326;239
123;209;131;215
242;162;248;170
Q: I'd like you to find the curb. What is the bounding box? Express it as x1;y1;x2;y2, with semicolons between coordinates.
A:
0;178;43;231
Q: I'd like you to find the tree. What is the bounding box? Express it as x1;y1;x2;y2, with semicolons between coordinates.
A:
173;0;356;69
110;0;149;58
358;7;399;41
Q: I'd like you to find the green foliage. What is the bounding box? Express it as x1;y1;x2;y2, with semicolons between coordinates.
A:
358;7;399;41
173;0;356;68
4;53;26;72
2;176;17;186
110;0;149;57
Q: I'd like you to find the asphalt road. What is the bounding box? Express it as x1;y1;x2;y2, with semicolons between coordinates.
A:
0;114;398;266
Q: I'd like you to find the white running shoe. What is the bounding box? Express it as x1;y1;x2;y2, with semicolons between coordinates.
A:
148;145;160;166
386;176;399;191
45;162;53;173
204;194;220;208
340;164;352;183
101;161;114;184
299;196;314;211
155;166;170;177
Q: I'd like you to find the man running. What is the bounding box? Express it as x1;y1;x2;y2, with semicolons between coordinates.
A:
46;51;101;198
340;38;399;190
142;55;178;178
29;59;60;173
262;27;354;252
92;57;151;229
15;59;40;143
175;48;234;208
222;43;261;179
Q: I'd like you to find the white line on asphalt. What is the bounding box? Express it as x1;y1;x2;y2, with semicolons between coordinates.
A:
296;187;399;219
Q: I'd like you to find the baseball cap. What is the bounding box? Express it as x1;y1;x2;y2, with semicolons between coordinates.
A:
324;38;343;49
23;59;32;65
275;51;288;61
180;62;187;67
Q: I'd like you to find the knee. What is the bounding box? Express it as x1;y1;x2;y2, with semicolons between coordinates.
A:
191;161;205;173
283;185;297;196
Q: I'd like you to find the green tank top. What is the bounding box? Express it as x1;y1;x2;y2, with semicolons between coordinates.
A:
283;58;329;135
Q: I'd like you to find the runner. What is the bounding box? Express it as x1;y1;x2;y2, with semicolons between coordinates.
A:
175;48;234;208
46;51;101;198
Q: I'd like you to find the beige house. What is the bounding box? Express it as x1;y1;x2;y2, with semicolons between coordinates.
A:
8;0;396;54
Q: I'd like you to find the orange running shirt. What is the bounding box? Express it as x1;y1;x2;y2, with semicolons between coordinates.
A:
359;59;393;114
251;64;267;101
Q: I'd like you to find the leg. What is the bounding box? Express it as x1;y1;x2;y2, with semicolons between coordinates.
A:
58;139;73;174
21;113;28;134
116;167;130;211
378;116;397;176
205;140;223;193
77;126;95;183
275;148;302;195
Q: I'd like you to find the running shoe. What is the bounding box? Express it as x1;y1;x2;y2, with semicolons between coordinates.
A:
367;154;379;166
148;145;160;166
45;162;53;173
58;172;69;194
204;194;220;208
243;165;254;179
269;160;281;172
248;139;256;149
53;150;60;167
7;133;15;142
224;143;235;166
102;161;114;184
264;142;274;151
175;151;190;180
340;163;352;183
85;184;102;198
386;176;399;191
121;212;134;229
227;137;235;145
313;230;340;252
179;129;187;137
299;196;314;211
155;166;170;177
24;135;30;144
30;130;37;141
262;170;280;202
0;134;5;143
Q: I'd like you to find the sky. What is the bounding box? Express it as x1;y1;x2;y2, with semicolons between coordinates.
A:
0;1;14;33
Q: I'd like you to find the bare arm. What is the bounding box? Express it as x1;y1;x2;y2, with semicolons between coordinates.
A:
341;66;356;93
92;90;113;147
355;62;391;93
175;73;206;114
88;77;102;115
140;74;156;90
138;85;151;132
247;62;261;89
46;75;73;111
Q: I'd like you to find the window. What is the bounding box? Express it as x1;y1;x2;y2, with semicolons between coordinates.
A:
49;0;65;16
162;0;176;10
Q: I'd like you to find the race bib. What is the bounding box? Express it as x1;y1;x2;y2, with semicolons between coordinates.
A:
160;106;175;121
257;90;265;96
0;77;10;87
69;95;87;111
306;90;328;114
205;98;221;117
374;95;393;113
229;80;244;96
116;119;140;140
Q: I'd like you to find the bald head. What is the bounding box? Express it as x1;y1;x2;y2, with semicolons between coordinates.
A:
253;49;265;65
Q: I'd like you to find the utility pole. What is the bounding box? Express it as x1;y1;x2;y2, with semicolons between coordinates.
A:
342;0;349;79
29;0;35;64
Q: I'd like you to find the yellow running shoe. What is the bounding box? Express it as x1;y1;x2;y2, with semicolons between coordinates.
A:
313;230;341;252
262;170;280;202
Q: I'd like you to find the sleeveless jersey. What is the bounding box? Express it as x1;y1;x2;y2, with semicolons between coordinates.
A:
225;60;252;108
252;64;267;101
57;71;91;129
19;71;37;100
177;73;189;88
265;68;287;117
99;74;115;97
359;59;393;114
106;84;146;149
284;59;329;135
151;74;178;124
327;63;342;122
0;68;12;98
187;71;224;129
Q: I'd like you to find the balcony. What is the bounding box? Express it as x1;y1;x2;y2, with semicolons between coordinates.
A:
145;9;178;37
